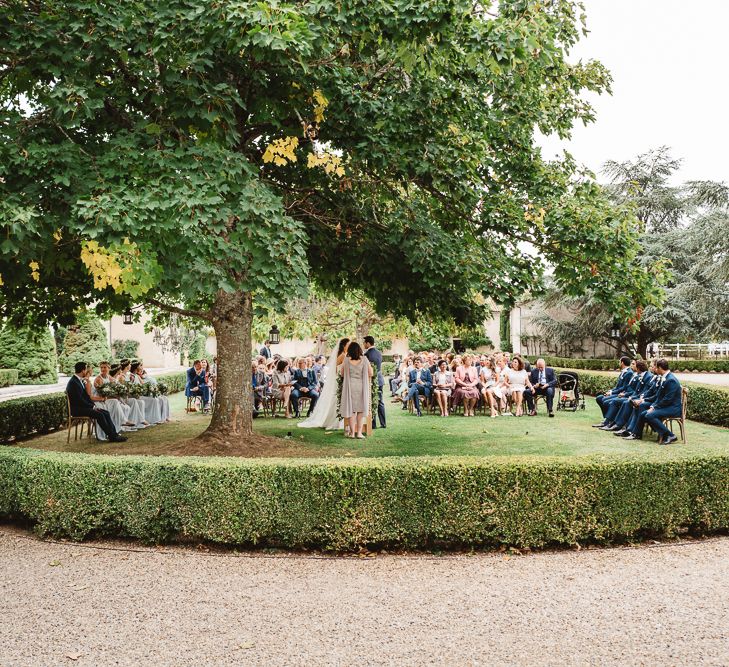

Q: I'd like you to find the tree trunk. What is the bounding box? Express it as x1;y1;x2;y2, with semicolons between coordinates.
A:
636;325;651;360
206;289;254;439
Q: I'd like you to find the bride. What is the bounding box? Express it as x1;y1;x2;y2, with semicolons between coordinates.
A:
298;338;350;431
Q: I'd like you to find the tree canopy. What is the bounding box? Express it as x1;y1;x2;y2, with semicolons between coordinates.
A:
0;0;662;442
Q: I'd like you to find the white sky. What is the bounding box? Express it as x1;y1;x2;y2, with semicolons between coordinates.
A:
539;0;729;184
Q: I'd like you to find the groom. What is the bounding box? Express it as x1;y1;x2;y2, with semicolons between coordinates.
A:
363;335;386;429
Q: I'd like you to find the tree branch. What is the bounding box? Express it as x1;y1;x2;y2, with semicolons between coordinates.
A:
144;298;212;322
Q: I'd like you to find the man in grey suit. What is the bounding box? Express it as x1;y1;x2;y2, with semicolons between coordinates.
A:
363;335;386;429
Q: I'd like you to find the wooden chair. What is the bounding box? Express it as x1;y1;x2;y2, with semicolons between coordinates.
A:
408;393;430;414
662;387;688;444
186;393;203;413
66;394;96;443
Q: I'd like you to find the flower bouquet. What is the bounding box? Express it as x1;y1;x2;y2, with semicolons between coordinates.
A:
97;383;123;400
156;381;169;396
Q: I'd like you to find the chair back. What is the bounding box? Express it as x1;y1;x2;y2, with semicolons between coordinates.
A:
66;392;73;425
681;387;688;421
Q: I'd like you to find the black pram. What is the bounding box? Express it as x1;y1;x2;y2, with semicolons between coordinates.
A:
556;371;585;411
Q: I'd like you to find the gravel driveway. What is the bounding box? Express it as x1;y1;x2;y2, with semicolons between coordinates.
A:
2;526;728;666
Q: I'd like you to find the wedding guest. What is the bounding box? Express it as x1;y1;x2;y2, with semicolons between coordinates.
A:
453;354;480;417
504;357;532;417
433;359;455;417
272;359;295;418
593;356;634;427
185;359;211;412
339;341;373;439
91;361;136;435
406;357;432;417
363;335;386;429
626;359;683;444
392;357;413;404
113;362;148;427
66;362;126;442
260;340;272;359
524;358;558;417
291;357;320;419
479;357;500;418
131;361;163;424
137;361;171;422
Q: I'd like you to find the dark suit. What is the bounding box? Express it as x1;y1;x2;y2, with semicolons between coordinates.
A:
604;371;651;424
365;346;386;428
407;367;433;414
524;367;557;413
65;375;118;441
596;368;635;418
291;368;319;417
610;372;654;428
260;345;271;359
639;372;683;439
185;367;210;404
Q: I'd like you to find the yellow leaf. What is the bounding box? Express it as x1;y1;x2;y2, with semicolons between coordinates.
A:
0;273;4;286
53;229;62;242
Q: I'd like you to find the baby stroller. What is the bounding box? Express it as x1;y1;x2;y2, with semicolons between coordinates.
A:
556;371;585;412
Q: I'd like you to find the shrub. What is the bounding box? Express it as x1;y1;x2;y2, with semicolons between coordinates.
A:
0;325;58;384
538;356;729;373
112;339;140;360
556;368;729;429
2;450;729;550
0;372;187;443
58;312;111;374
382;361;396;377
0;370;19;387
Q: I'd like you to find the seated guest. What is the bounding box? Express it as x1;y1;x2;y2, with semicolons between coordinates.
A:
272;359;295;418
453;354;480;417
593;356;634;427
612;361;657;437
601;360;652;431
433;359;455;417
393;357;413;405
624;359;683;444
92;361;137;435
406;357;432;417
390;354;404;395
137;361;172;422
66;361;126;442
186;360;211;411
524;358;558;417
131;361;163;423
291;357;319;418
504;357;533;417
479;357;500;418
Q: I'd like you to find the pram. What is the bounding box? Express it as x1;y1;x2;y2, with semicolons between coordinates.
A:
556;371;585;412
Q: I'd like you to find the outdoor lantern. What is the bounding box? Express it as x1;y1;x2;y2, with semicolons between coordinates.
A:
611;320;621;339
123;308;133;325
152;328;162;345
269;325;280;345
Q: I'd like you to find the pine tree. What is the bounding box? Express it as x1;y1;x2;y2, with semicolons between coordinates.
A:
0;326;58;384
58;312;111;374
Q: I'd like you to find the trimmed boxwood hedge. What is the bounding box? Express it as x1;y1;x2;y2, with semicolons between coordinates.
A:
0;369;19;388
1;449;729;550
559;368;729;429
0;372;187;443
541;356;729;373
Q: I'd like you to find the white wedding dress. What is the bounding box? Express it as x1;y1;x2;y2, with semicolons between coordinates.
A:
298;347;343;430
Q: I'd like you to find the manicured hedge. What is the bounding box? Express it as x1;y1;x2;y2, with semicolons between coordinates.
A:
541;356;729;373
0;369;19;388
0;372;187;443
2;449;729;549
560;368;729;429
0;325;58;384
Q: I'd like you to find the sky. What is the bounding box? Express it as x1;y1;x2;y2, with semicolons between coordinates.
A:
538;0;729;184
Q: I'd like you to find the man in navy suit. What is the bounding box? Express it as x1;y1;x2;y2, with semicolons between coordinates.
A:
626;359;683;444
363;335;386;429
185;360;210;409
259;341;272;359
66;361;125;442
406;357;432;417
593;356;634;427
524;358;558;417
608;360;655;434
291;358;319;418
601;359;653;430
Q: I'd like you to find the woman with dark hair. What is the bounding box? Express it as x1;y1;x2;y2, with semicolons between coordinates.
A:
339;341;373;439
272;358;294;418
130;361;163;424
504;356;532;417
433;359;455;417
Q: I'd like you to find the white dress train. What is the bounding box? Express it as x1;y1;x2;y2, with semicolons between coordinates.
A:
298;347;343;430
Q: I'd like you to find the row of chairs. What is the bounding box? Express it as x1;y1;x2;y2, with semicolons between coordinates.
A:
402;392;544;416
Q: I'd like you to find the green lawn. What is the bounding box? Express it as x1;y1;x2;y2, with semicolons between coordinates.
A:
16;391;729;462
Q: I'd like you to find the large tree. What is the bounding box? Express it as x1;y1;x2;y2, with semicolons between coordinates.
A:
532;147;729;356
0;1;660;449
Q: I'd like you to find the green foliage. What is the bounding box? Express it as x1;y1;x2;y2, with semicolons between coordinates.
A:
0;372;186;443
58;312;111;374
53;327;67;358
459;329;492;350
0;0;662;333
111;339;140;361
186;334;208;363
539;356;729;373
499;309;512;352
0;325;58;385
3;448;729;550
551;368;729;429
382;362;396;377
0;369;19;387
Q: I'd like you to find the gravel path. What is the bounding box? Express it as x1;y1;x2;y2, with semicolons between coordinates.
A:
2;526;729;666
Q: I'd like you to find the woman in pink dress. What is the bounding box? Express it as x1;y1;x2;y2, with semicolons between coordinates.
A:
453;354;480;417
